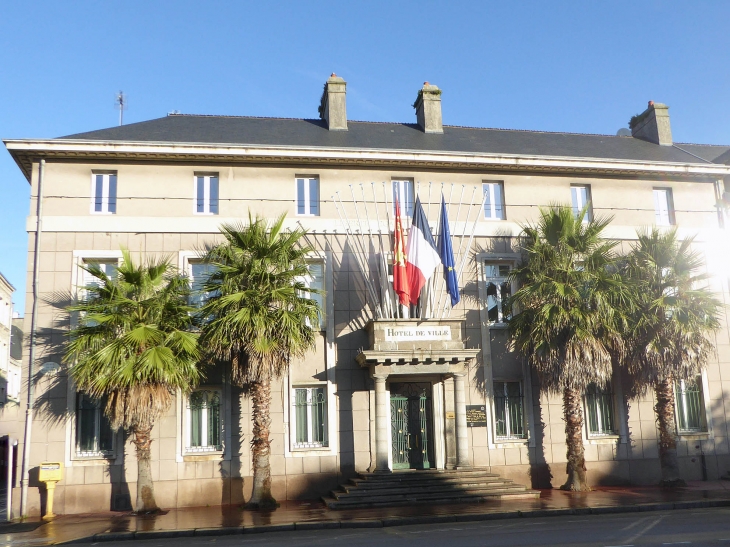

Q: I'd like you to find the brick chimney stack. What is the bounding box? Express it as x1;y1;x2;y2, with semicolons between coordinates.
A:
319;74;347;131
414;82;443;134
630;101;672;146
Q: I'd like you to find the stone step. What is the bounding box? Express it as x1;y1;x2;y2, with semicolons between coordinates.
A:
348;475;507;489
333;483;527;499
323;489;540;509
325;468;539;510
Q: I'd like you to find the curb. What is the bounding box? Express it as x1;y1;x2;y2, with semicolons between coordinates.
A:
57;498;730;544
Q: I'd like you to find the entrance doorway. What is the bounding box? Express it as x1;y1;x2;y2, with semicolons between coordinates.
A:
390;382;434;469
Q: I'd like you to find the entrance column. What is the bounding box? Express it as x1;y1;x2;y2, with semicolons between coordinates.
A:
453;372;472;468
373;374;391;473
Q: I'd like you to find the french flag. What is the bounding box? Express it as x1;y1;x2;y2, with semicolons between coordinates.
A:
405;196;441;305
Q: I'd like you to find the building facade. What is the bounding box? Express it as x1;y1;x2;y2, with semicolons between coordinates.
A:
4;76;730;516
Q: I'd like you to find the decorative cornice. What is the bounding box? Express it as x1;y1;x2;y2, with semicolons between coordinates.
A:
6;138;730;183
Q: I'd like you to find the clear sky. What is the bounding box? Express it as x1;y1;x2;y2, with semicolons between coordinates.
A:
2;0;729;314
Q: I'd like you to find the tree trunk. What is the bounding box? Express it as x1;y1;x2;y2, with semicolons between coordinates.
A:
131;425;159;513
247;376;277;508
561;387;590;491
655;378;684;486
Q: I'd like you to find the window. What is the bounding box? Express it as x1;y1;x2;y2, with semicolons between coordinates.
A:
484;262;512;324
186;389;222;453
81;260;118;292
298;262;325;329
675;377;706;433
483;182;505;220
75;393;114;457
571;185;592;222
392;180;414;218
494;381;525;440
653;188;675;226
293;386;328;448
585;383;616;436
189;261;216;308
296;177;319;216
195;175;219;214
91;172;117;214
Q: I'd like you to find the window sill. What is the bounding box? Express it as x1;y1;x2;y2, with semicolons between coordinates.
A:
289;446;331;457
193;212;218;216
587;435;619;444
493;438;528;448
677;431;711;441
183;452;224;462
70;455;117;466
483;217;505;222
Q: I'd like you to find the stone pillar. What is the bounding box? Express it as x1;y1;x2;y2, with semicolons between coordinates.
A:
453;372;471;468
373;375;391;473
444;375;457;469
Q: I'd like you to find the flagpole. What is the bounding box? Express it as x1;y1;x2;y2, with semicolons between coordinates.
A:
349;185;383;317
371;182;392;318
382;182;403;318
334;192;382;319
433;183;449;313
448;188;490;318
437;185;467;315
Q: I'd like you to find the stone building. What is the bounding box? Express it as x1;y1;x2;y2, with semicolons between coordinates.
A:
4;76;730;515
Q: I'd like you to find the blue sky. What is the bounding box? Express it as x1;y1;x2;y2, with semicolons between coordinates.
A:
2;1;729;314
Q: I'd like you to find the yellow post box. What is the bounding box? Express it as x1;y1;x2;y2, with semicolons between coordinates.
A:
38;462;63;519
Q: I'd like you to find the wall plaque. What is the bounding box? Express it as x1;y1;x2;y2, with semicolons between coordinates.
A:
466;405;487;427
384;325;451;342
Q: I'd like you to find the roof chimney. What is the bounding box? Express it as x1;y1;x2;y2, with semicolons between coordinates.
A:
630;101;672;146
318;73;347;131
413;82;443;133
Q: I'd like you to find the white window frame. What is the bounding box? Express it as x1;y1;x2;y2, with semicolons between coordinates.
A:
674;375;709;435
284;250;337;458
653;187;675;226
193;173;219;215
296;176;320;216
583;383;617;438
291;385;329;449
492;380;526;441
90;171;117;214
482;181;505;220
184;387;224;454
392;179;415;218
571;184;593;222
66;251;125;467
187;259;217;309
483;261;513;325
298;260;326;330
74;392;116;459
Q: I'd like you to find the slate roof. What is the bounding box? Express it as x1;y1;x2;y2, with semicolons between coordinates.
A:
59;114;730;165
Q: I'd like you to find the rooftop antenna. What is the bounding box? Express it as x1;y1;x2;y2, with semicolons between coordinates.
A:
115;91;127;126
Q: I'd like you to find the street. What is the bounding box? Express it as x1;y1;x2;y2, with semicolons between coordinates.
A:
62;507;730;547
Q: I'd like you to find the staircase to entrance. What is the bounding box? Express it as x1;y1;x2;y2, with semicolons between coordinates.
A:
323;468;540;509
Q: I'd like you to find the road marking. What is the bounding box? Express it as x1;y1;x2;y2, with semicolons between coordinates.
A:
604;544;634;547
661;543;691;545
625;515;664;544
621;517;649;531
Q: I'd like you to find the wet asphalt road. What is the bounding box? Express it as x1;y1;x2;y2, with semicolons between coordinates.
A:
59;507;730;547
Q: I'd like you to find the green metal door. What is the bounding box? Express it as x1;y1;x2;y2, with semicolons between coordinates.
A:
390;383;433;470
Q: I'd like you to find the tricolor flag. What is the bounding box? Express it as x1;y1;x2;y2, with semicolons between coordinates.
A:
437;194;460;307
406;196;441;305
392;197;410;306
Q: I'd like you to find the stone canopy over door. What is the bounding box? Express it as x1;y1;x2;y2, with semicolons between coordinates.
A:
356;319;479;473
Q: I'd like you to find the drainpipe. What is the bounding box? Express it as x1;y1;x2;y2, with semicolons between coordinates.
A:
20;158;44;519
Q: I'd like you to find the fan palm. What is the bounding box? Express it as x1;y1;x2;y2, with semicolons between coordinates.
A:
508;205;627;491
198;213;320;508
65;249;201;512
623;228;720;485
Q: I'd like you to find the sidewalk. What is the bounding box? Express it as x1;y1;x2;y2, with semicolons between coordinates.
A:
3;481;730;546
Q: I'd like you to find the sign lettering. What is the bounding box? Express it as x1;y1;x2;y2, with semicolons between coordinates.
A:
384;326;451;342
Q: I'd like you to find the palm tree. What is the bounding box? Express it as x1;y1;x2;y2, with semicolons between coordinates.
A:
198;213;320;509
65;250;201;513
508;205;627;491
623;228;720;486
